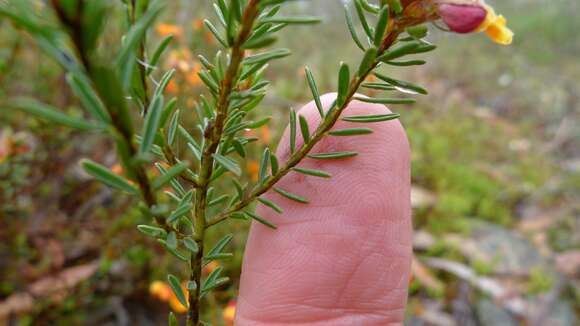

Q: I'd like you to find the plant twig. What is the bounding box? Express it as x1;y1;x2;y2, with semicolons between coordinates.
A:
187;1;261;324
207;25;401;228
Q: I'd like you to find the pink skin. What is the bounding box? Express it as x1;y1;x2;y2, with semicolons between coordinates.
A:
235;93;412;325
438;4;487;33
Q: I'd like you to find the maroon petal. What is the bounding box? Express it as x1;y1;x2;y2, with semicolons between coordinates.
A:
438;4;487;33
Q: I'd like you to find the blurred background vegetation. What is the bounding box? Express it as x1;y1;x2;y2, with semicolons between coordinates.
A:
0;0;578;325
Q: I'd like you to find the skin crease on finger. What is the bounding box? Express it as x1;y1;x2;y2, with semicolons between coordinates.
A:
235;93;412;326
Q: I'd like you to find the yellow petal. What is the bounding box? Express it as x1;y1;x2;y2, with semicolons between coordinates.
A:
475;5;514;45
485;22;514;45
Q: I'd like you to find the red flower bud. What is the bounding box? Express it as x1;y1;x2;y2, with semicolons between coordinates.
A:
438;3;487;33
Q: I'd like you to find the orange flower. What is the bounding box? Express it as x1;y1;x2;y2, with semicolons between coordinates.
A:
156;23;183;38
169;295;188;314
203;261;219;276
258;126;271;144
111;163;123;175
204;31;215;44
223;300;237;324
185;63;203;86
149;281;173;301
192;19;204;31
247;160;260;182
166;79;179;94
149;281;189;314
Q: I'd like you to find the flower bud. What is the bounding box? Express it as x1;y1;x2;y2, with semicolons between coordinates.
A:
437;3;487;34
435;0;514;45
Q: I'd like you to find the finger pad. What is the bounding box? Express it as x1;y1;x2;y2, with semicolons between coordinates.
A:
236;94;412;325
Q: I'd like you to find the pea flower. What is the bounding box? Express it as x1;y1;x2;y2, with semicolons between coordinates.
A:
402;0;514;45
436;0;514;44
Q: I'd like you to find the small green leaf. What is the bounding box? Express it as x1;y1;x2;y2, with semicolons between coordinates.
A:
246;117;271;129
406;25;428;39
274;187;308;204
344;5;365;51
12;98;100;131
358;47;377;77
183;238;199;254
81;159;138;194
354;0;373;39
329;127;374;136
259;148;270;183
353;96;415;105
148;35;174;75
245;211;277;229
337;62;350;107
152;161;188;190
385;59;426;66
207;234;233;257
166;232;177;249
305;67;324;117
203;267;223;291
243;48;291;65
270;153;279;175
257;197;283;214
361;82;396;91
377;42;419;61
213;154;242;177
208;194;229;207
243;35;277;49
117;2;164;86
388;0;403;14
307;151;358;160
260;16;321;24
202;267;228;294
373;6;389;46
374;72;428;95
299;115;310;143
289;109;297;153
341;113;400;123
66;74;111;124
293;167;332;178
140;95;164;154
155;163;186;196
186;281;197;291
137;225;167;238
204;19;228;47
159;240;189;261
154;69;176;97
167;202;193;224
232;178;244;201
167;109;180;145
168;312;178;326
159;97;178;127
167;274;188;308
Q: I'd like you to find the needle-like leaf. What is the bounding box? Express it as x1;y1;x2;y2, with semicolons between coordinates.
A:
274;187;309;204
